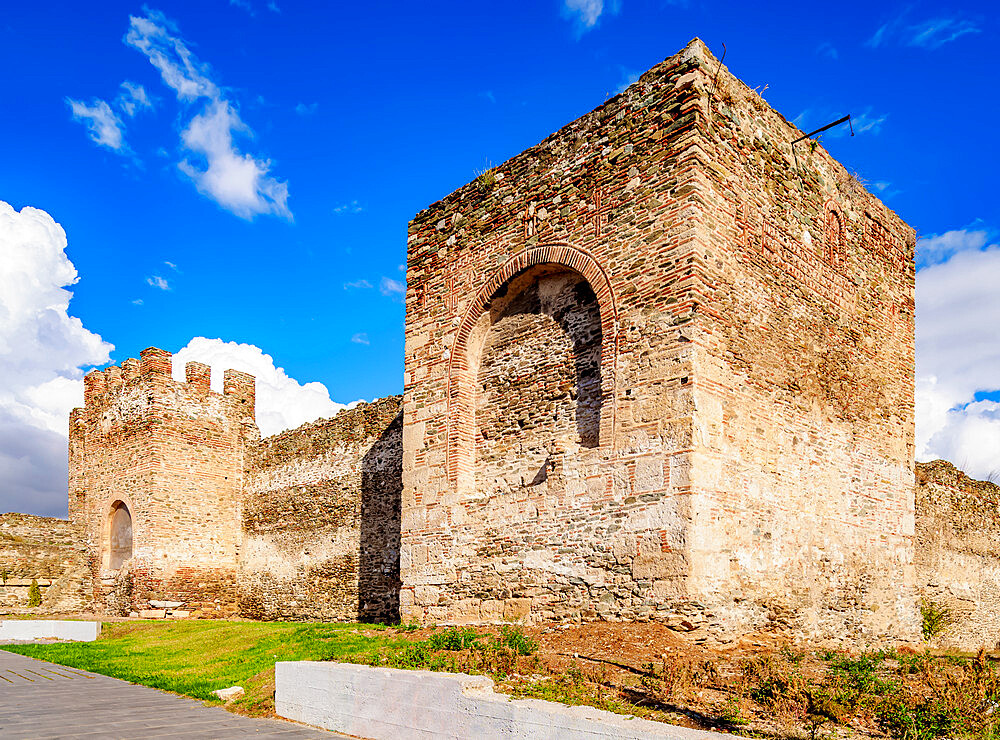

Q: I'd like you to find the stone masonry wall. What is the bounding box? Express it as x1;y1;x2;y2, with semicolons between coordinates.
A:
71;347;258;617
687;42;917;640
0;513;91;613
915;461;1000;650
402;41;707;627
400;38;916;641
240;397;402;623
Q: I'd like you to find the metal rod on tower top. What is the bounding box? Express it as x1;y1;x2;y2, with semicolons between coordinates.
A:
792;114;852;145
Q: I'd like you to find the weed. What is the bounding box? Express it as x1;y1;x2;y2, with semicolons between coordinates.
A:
494;624;537;656
427;627;479;651
27;578;41;607
474;162;497;193
396;620;420;632
827;651;896;709
920;599;952;641
719;696;748;726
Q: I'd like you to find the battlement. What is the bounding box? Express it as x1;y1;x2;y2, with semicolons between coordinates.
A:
78;346;257;415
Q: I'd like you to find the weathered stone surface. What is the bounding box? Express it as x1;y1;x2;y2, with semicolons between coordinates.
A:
0;513;90;613
71;348;256;616
916;460;1000;649
239;398;402;623
399;38;917;642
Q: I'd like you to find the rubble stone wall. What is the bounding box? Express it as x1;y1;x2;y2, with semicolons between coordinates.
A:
0;513;90;613
240;397;402;623
915;461;1000;650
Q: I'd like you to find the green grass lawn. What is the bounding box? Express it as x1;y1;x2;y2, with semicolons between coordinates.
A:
1;620;414;715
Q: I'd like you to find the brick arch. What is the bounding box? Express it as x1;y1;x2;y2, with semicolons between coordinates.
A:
824;200;847;267
105;498;134;571
446;242;618;492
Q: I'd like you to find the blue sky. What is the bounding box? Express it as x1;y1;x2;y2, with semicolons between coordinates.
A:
0;0;996;515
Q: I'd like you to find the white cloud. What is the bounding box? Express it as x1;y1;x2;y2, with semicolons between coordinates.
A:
379;277;405;298
867;11;981;50
147;275;169;290
333;200;362;214
907;18;981;49
917;228;988;268
343;279;372;290
67;98;128;152
917;238;1000;480
116;81;153;117
295;102;318;116
171;337;358;437
125;10;219;101
0;201;113;516
125;9;290;220
178;100;291;220
351;333;370;346
564;0;605;29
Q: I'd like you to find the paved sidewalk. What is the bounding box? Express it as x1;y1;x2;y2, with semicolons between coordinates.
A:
0;649;334;739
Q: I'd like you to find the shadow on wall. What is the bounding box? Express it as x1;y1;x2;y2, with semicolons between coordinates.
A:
359;410;403;623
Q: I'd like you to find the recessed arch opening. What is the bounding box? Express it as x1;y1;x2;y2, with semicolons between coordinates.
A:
447;243;617;500
108;500;133;571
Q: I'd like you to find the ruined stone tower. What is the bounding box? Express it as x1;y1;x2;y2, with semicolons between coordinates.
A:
400;39;916;640
69;347;258;614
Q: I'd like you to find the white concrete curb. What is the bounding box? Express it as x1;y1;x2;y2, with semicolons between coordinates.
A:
0;620;101;642
276;661;745;739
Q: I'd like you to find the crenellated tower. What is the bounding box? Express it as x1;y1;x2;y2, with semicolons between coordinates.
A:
69;347;259;616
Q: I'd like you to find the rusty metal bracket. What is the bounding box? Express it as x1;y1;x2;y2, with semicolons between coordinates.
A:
792;114;853;191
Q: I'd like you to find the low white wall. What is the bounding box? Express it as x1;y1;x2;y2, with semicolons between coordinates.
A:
0;620;100;642
276;661;742;739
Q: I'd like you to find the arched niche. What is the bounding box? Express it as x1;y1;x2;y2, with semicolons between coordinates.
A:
447;243;617;498
108;501;133;571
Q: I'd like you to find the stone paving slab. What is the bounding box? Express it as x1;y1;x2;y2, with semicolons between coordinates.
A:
0;649;336;739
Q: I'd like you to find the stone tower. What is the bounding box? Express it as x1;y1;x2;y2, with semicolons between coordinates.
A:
400;39;916;640
69;347;258;615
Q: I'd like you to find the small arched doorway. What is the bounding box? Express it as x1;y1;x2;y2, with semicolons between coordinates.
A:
108;501;133;570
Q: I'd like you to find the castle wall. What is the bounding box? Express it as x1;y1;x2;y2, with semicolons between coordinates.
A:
0;513;90;612
915;461;1000;649
401;44;710;626
686;43;917;640
240;397;402;623
72;348;257;616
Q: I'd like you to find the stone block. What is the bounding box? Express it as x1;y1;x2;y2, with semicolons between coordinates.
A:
503;598;532;622
452;598;481;624
139;609;167;619
632;552;687;580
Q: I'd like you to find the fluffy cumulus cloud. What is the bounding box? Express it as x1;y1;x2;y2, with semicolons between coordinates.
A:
171;338;357;437
125;9;290;220
916;232;1000;479
0;201;113;516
